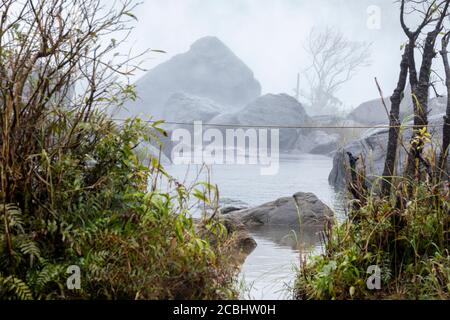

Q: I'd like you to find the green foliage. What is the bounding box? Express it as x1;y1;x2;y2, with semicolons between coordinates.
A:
295;182;450;300
0;0;239;300
0;114;238;300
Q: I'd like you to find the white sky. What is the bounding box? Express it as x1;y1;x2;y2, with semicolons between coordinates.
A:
122;0;408;110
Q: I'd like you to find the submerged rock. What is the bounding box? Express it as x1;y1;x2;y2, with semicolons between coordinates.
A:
219;198;249;215
248;224;325;251
228;192;334;228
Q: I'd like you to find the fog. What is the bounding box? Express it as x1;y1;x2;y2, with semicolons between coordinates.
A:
118;0;412;110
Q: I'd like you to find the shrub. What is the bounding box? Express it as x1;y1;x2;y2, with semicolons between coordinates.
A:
0;0;239;300
0;117;239;299
295;180;450;300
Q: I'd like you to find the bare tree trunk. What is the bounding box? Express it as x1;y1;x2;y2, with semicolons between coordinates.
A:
381;45;409;196
442;107;450;182
400;0;450;183
440;34;450;182
405;30;447;180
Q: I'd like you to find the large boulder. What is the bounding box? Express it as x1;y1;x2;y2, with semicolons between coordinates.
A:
228;192;334;228
121;36;261;119
151;92;227;160
302;116;368;155
210;94;312;152
348;84;414;125
162;93;312;157
348;97;399;125
329;113;449;188
348;91;446;125
231;94;310;127
161;92;224;129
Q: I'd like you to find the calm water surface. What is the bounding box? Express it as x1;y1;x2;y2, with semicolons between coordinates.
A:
164;154;345;300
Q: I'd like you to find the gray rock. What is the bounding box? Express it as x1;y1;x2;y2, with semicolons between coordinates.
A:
348;91;446;125
221;215;257;257
162;92;224;126
210;93;311;152
428;96;448;117
219;198;249;214
228;192;334;227
155;92;226;158
121;36;261;119
329;113;449;188
307;131;340;155
310;142;338;155
310;115;346;125
348;84;414;125
233;94;310;127
194;216;257;265
298;115;366;155
348;97;396;125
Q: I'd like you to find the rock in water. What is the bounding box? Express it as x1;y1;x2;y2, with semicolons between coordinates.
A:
219;198;249;215
210;94;311;152
234;94;309;126
221;215;257;258
329;113;450;188
194;216;257;265
228;192;334;228
122;36;261;119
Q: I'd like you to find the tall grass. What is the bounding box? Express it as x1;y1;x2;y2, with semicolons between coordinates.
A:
295;153;450;300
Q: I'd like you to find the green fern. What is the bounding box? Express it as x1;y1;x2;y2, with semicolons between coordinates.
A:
0;275;33;300
0;204;24;233
17;236;41;265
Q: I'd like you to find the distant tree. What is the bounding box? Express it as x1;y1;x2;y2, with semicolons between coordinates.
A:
300;26;371;115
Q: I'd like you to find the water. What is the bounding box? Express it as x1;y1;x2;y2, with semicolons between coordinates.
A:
163;153;344;300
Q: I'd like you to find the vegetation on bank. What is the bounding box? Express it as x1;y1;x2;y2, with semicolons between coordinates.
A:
0;0;239;299
295;0;450;300
295;180;450;299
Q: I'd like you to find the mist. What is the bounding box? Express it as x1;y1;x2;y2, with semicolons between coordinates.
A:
123;0;408;110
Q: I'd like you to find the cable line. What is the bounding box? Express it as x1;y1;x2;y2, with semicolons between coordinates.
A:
112;118;445;130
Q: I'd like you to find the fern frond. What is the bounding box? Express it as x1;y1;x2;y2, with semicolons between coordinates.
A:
0;204;25;233
0;275;33;300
